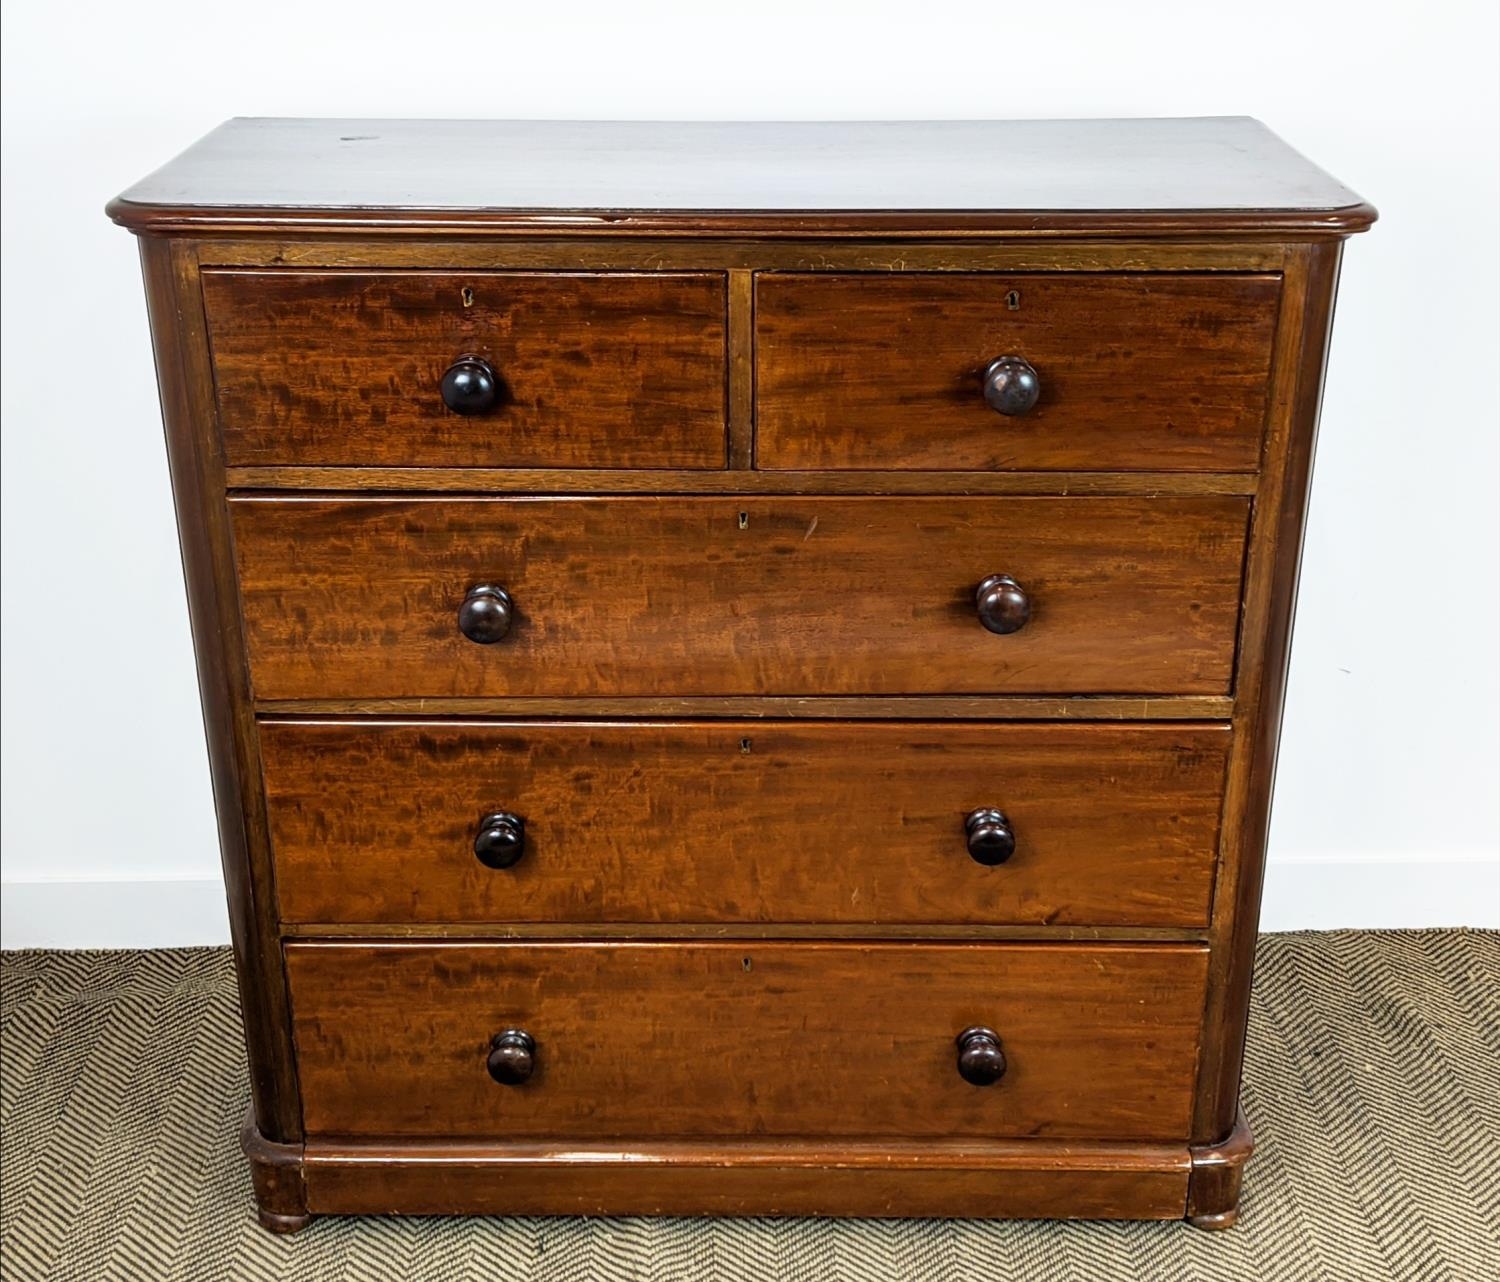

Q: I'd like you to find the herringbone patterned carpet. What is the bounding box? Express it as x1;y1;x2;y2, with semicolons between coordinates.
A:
1;931;1496;1281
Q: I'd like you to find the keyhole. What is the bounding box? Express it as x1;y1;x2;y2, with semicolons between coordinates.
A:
738;511;749;530
461;287;475;308
739;738;753;754
1005;289;1021;311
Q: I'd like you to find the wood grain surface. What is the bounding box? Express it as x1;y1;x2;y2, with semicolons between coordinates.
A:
1194;242;1345;1143
256;695;1234;721
202;270;728;468
300;1135;1193;1220
224;466;1260;496
286;941;1208;1141
229;495;1250;699
107;118;1375;239
138;240;308;1143
756;273;1280;471
192;237;1288;274
261;719;1230;927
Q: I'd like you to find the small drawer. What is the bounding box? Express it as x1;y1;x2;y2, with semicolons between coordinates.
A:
263;720;1230;928
286;941;1208;1141
230;495;1249;699
202;270;728;468
754;273;1280;472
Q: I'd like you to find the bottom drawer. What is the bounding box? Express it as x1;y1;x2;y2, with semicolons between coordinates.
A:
287;942;1208;1142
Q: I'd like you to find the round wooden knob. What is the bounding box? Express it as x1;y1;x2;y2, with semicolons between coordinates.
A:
458;584;513;644
965;809;1015;866
487;1029;536;1085
975;574;1031;635
982;356;1040;416
474;812;525;869
956;1026;1007;1086
440;355;500;415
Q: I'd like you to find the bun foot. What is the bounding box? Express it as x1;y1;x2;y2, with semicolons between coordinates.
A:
1186;1107;1252;1231
241;1108;309;1236
256;1207;313;1234
1188;1206;1239;1232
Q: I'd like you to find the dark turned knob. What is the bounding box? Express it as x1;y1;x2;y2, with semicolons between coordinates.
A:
965;808;1016;866
474;812;525;869
956;1026;1007;1086
458;584;513;644
440;355;500;415
487;1029;536;1085
975;574;1031;635
982;355;1041;416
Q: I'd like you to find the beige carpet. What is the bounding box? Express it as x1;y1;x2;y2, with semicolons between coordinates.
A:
2;931;1496;1281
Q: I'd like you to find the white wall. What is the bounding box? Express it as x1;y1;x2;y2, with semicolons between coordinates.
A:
2;0;1497;947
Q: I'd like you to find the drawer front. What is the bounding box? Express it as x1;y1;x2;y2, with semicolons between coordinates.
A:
755;273;1280;471
231;495;1248;699
286;942;1208;1141
263;720;1229;928
202;270;728;468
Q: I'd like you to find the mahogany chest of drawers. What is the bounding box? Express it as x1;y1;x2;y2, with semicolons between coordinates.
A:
110;118;1373;1232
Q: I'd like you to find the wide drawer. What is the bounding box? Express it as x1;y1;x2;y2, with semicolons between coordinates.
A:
201;270;728;468
755;273;1280;471
286;942;1208;1141
263;720;1230;927
231;496;1249;699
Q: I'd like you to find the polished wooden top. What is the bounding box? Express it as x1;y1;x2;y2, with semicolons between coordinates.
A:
108;117;1374;237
